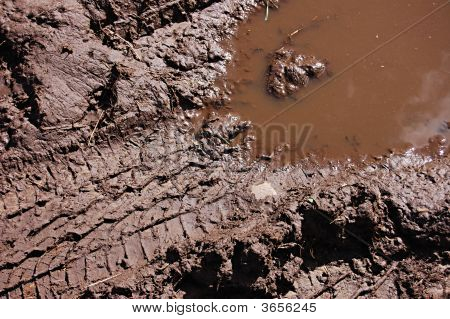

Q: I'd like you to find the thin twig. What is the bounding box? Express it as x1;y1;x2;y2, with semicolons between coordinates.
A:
88;110;104;146
41;124;86;131
100;26;142;61
289;27;304;38
264;1;270;21
264;0;279;21
308;272;350;299
114;33;142;61
86;272;122;288
280;15;329;49
351;262;398;299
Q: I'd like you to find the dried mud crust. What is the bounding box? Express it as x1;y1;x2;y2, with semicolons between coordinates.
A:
0;0;449;299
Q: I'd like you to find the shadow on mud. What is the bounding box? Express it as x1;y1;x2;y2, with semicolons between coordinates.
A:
300;208;373;269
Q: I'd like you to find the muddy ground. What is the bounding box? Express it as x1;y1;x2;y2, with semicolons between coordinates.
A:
0;0;449;299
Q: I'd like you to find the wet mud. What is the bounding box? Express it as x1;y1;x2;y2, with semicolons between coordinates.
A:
0;0;449;299
266;48;326;98
223;0;450;161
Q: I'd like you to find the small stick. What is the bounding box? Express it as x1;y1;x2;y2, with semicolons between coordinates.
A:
308;272;350;299
88;110;104;146
264;0;279;21
289;27;304;38
351;261;398;299
86;272;122;288
101;27;142;61
265;1;270;21
41;124;86;131
285;15;329;45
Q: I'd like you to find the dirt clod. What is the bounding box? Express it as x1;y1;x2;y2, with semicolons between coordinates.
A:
266;48;326;98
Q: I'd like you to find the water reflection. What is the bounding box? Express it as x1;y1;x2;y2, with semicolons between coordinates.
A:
400;54;450;152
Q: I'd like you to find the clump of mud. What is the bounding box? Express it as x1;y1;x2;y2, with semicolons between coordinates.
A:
267;48;326;98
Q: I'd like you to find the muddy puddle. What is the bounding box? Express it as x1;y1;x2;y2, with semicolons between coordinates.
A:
218;0;450;163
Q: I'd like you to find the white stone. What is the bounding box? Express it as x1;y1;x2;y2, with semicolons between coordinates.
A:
251;182;277;200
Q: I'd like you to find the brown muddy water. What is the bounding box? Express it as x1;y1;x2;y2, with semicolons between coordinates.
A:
220;0;450;163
